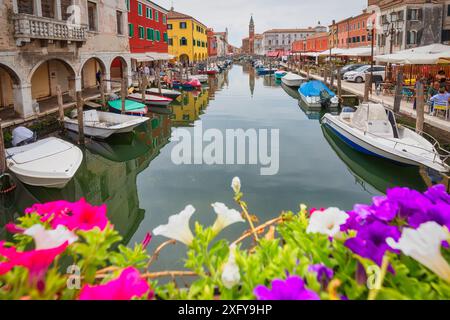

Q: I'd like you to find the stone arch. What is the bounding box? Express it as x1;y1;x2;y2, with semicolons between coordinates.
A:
0;63;22;110
110;56;128;79
80;57;107;90
29;58;77;102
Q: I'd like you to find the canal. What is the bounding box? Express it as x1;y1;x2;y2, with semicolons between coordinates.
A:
0;64;428;271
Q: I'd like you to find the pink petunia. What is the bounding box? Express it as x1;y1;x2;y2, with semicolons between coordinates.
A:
25;200;73;222
141;232;152;249
78;267;151;300
0;241;68;286
51;198;108;231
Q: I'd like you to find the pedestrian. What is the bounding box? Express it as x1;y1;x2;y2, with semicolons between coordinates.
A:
436;70;446;87
96;70;102;88
144;65;150;76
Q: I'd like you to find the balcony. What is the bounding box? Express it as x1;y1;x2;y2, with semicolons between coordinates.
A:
13;14;88;46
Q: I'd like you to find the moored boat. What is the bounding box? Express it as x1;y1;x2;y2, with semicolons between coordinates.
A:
181;78;202;90
108;99;148;116
274;70;287;80
5;137;83;189
146;88;181;100
257;68;276;76
299;80;339;108
281;72;306;87
64;110;149;139
189;74;208;83
321;103;450;172
128;92;173;107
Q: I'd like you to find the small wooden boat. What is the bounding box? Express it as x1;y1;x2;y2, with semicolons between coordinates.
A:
274;70;287;80
321;104;450;172
6;137;83;189
299;80;339;108
64;110;149;139
108;99;148;116
281;72;306;87
128;93;173;107
257;68;275;76
146;88;181;99
171;80;182;89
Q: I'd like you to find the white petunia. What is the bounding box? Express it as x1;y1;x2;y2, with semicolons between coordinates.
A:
306;207;349;237
221;245;240;289
24;224;78;250
387;222;450;282
153;205;195;246
212;202;245;234
231;177;241;194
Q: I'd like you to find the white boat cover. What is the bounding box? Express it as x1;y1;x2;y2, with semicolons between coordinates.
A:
12;126;35;147
352;104;389;131
7;139;72;165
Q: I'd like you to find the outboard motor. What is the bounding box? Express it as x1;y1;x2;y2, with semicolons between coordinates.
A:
11;126;36;147
319;89;332;109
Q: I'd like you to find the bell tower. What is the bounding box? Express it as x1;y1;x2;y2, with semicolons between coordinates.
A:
249;15;255;54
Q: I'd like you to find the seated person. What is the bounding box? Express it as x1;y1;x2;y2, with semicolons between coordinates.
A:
436;70;447;87
429;87;450;116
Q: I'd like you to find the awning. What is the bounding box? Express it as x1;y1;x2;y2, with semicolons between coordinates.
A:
131;52;174;62
302;52;321;57
318;48;346;56
375;44;450;65
338;46;372;57
267;51;280;58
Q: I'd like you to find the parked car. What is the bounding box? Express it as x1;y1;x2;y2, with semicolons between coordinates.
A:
335;64;366;79
343;65;386;83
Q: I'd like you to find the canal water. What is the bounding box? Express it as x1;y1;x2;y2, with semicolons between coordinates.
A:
0;64;427;271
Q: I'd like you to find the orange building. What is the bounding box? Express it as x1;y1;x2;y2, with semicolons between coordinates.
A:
337;10;375;49
306;32;329;52
292;39;306;53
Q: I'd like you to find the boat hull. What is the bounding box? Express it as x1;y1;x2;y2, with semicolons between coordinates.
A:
146;88;181;99
128;95;172;107
299;92;338;108
321;114;449;172
281;78;304;87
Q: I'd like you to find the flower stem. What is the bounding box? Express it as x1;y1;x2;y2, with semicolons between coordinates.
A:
237;200;259;242
368;255;389;301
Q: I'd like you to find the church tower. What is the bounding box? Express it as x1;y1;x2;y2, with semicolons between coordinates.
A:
249;15;255;55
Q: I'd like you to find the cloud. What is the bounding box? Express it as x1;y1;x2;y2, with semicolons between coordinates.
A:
158;0;367;46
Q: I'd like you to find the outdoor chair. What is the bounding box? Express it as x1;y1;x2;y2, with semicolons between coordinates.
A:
401;87;414;102
433;101;449;120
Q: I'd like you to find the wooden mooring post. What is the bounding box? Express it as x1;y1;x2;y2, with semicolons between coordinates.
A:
121;78;127;114
416;81;425;133
56;85;64;123
363;74;372;102
76;91;85;145
0;120;6;174
393;70;404;113
100;75;106;108
337;68;342;102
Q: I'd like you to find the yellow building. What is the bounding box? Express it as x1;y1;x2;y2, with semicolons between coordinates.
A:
167;9;208;64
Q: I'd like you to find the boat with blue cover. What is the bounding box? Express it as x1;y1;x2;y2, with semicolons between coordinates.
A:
298;80;339;108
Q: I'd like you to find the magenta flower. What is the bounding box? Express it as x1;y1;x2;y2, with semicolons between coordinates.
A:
141;232;152;249
345;221;400;267
424;184;450;204
25;200;72;222
51;198;108;231
254;276;320;300
0;241;68;287
308;264;334;289
79;267;151;300
5;223;25;234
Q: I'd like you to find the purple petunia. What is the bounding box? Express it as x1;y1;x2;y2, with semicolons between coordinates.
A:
308;264;334;289
424;184;450;205
345;220;400;267
254;276;320;300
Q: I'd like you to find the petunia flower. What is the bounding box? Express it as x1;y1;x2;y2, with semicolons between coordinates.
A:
78;267;151;300
387;222;450;282
254;276;320;300
153;205;195;246
24;224;78;250
408;202;450;230
221;245;241;289
141;232;152;249
385;187;431;220
345;220;400;268
424;184;450;205
306;207;349;237
25;200;72;222
211;202;245;234
5;223;25;234
51;198;108;231
0;241;68;287
308;263;334;289
231;177;241;194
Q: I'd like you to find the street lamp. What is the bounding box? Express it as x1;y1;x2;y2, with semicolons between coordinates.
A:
382;11;404;80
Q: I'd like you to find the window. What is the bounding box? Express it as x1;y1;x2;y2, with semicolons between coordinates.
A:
163;32;168;42
88;1;98;31
180;22;187;29
180;37;187;46
193;39;196;46
197;40;200;46
156;30;160;41
167;24;173;30
61;0;73;20
447;5;450;17
407;30;417;45
396;31;403;46
168;38;173;45
407;9;421;21
41;0;55;18
138;26;145;39
128;23;134;37
146;7;152;19
362;35;366;42
116;11;123;35
126;0;130;11
18;0;33;14
138;3;143;16
155;11;159;22
146;28;154;40
163;15;167;24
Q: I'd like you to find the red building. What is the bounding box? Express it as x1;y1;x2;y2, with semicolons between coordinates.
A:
292;39;306;53
207;28;218;58
127;0;169;60
337;10;375;49
306;32;329;52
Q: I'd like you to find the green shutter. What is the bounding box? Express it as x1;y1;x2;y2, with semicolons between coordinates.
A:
138;3;142;16
156;31;160;41
163;32;168;42
128;23;133;37
126;0;130;11
155;11;159;22
139;26;144;39
146;28;151;40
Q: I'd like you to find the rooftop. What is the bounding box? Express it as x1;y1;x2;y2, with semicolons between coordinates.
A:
167;8;207;28
263;28;315;34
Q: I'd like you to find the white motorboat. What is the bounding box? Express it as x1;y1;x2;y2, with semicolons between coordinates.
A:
146;88;181;100
128;92;173;107
321;103;450;172
64;110;149;139
189;74;208;83
281;72;306;87
6;137;83;189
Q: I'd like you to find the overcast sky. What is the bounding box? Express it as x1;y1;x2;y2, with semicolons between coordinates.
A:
158;0;368;46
